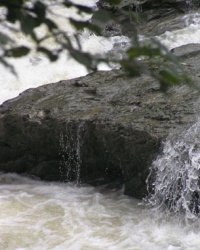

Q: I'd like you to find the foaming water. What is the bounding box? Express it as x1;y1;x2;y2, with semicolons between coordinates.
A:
146;120;200;221
1;2;200;104
0;0;129;104
156;12;200;50
1;173;200;250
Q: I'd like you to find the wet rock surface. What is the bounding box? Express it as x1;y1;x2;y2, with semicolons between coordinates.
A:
93;0;200;37
0;43;200;199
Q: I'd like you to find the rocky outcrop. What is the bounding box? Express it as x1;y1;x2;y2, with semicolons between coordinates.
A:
93;0;200;37
0;43;200;199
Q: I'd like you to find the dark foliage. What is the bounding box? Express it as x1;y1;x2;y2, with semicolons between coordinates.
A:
0;0;190;89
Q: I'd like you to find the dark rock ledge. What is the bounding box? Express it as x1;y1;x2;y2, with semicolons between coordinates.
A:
0;43;200;199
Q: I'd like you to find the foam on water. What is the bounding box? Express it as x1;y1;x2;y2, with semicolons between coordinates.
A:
0;0;129;104
146;120;200;222
1;3;200;105
156;12;200;50
1;173;200;250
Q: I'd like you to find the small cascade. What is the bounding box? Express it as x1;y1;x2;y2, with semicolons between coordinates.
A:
146;120;200;220
59;122;84;186
75;122;84;186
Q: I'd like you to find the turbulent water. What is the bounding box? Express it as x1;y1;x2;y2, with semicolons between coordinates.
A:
146;120;200;221
1;1;200;104
157;13;200;49
2;0;200;249
0;0;129;104
1;173;200;250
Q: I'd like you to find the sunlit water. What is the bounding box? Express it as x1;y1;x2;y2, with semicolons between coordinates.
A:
1;1;200;249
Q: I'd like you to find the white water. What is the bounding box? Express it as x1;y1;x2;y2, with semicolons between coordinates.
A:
146;120;200;221
1;3;200;104
0;0;129;104
157;13;200;49
2;1;200;249
1;173;200;250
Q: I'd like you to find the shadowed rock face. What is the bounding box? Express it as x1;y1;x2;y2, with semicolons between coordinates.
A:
0;44;200;199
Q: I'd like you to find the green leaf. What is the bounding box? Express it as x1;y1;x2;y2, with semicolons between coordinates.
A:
70;49;92;69
4;46;30;57
157;67;181;91
63;1;93;14
0;0;24;6
37;47;58;61
33;1;46;20
45;18;58;31
6;8;21;23
20;14;40;34
127;47;140;58
69;19;101;34
73;4;93;14
127;45;162;59
0;57;17;76
159;69;180;84
30;30;39;44
120;59;140;77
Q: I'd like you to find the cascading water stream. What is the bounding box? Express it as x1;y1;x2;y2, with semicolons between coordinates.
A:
146;120;200;220
59;123;84;185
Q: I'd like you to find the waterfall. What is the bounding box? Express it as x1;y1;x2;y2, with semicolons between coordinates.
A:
146;120;200;220
59;123;84;185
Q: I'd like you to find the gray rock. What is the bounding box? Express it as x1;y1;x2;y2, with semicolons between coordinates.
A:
93;0;200;37
0;43;200;199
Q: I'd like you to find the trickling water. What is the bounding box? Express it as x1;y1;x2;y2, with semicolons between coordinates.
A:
75;123;86;186
59;123;84;185
146;120;200;220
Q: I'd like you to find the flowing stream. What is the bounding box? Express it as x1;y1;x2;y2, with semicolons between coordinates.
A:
2;173;200;250
1;1;200;249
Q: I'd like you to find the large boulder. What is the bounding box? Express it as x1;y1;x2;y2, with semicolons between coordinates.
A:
0;43;200;199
